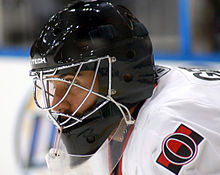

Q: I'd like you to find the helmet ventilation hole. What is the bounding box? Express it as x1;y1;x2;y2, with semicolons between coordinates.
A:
126;50;136;59
54;28;62;36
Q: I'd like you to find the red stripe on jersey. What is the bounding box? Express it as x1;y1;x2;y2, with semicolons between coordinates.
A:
118;125;135;175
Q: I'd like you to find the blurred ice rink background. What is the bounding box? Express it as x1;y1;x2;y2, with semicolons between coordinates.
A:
0;0;219;174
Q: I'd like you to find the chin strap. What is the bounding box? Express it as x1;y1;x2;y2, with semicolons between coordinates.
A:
53;126;63;156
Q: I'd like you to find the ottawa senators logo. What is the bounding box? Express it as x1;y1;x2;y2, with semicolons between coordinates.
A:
156;124;204;175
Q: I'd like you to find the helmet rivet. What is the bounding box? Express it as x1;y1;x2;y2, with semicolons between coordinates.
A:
124;73;133;82
111;57;117;63
111;89;117;95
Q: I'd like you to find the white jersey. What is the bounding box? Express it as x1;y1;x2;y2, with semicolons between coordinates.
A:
122;65;220;175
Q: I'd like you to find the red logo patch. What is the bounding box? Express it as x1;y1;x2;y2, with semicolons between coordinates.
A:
156;124;203;175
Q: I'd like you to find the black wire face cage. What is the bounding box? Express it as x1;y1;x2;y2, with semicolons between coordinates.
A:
30;55;135;130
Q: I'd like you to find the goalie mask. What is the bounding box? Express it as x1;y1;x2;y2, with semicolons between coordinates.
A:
29;0;155;174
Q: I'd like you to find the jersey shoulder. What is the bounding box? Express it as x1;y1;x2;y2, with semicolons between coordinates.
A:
154;65;220;108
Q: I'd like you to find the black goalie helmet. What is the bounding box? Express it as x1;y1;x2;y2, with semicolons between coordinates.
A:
30;0;155;173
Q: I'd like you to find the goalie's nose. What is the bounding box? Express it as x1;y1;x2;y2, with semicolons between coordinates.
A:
51;88;72;114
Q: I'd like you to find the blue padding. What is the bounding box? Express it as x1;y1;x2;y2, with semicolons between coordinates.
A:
0;48;219;63
178;0;191;54
0;47;30;57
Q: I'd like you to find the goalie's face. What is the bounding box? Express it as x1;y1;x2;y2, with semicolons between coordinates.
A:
32;59;104;130
51;71;99;118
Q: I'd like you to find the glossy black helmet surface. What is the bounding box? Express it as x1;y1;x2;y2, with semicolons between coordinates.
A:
30;0;155;107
